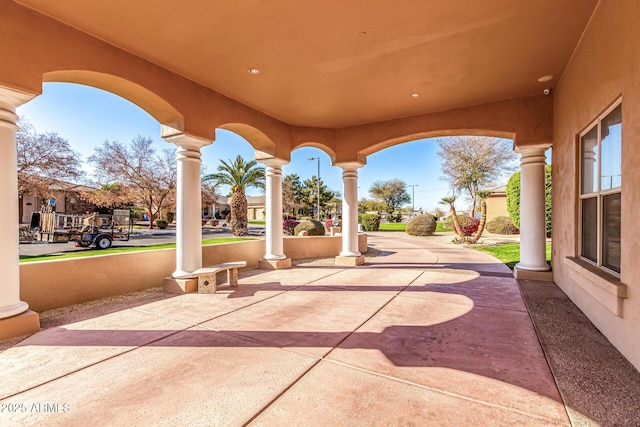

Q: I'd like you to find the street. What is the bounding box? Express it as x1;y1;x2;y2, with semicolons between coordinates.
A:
19;225;266;257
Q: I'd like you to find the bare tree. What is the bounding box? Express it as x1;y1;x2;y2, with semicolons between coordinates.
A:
87;136;176;228
16;118;83;198
437;136;518;217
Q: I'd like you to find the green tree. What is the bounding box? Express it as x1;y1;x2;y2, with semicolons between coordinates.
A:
506;164;552;236
283;174;305;215
437;136;518;217
301;176;337;218
369;179;411;221
203;155;265;236
358;197;384;213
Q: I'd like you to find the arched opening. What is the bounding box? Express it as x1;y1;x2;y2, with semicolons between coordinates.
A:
16;82;173;227
358;133;516;226
44;71;184;132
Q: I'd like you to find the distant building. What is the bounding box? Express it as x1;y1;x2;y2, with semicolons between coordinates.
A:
20;180;97;224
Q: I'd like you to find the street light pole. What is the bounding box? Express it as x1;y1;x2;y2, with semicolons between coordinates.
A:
308;157;321;220
408;184;418;218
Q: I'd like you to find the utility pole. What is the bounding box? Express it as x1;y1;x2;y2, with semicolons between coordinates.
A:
408;184;418;218
308;157;321;220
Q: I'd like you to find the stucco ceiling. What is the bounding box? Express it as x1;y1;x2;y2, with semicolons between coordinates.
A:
16;0;597;128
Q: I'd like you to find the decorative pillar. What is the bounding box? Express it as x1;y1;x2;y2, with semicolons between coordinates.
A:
514;144;552;281
258;158;291;270
163;133;211;293
336;162;365;266
0;86;40;340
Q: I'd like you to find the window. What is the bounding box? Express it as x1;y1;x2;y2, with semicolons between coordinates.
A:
579;101;621;274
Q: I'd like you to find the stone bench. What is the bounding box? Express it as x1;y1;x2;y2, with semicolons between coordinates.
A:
192;261;247;293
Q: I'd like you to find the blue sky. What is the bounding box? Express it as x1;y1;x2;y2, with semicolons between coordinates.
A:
16;82;518;212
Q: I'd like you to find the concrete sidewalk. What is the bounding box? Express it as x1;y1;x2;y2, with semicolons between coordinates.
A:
1;234;636;425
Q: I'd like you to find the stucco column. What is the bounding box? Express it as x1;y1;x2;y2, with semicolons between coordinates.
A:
258;158;291;270
164;133;212;279
336;162;365;266
0;86;39;339
515;144;552;280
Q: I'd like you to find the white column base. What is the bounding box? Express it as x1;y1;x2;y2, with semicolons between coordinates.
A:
339;250;361;257
0;301;29;319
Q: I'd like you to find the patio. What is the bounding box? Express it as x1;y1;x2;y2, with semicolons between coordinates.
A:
1;233;638;426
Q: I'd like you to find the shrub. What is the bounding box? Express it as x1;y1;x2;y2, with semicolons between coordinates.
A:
293;219;325;236
486;216;519;235
387;213;403;223
456;216;480;236
358;213;381;231
155;219;168;229
283;219;299;235
507;165;552;235
406;215;437;236
166;211;175;224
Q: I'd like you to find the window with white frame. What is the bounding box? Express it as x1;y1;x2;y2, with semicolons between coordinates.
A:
579;101;621;274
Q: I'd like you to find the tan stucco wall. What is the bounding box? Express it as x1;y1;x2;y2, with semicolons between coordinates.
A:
553;0;640;370
484;195;509;223
20;234;367;312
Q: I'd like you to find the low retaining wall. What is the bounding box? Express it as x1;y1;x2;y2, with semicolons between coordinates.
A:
20;234;367;312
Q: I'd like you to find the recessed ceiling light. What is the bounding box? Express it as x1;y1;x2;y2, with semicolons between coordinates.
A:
410;93;420;98
248;68;260;74
538;74;554;83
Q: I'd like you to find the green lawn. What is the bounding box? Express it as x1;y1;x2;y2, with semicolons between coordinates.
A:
473;242;552;270
436;222;452;232
19;237;253;263
249;221;266;225
378;223;407;231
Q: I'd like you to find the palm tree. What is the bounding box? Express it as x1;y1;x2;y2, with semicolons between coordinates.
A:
203;155;265;236
468;189;492;244
439;195;464;240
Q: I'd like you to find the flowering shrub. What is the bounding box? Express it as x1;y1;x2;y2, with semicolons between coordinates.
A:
457;216;480;236
283;219;299;235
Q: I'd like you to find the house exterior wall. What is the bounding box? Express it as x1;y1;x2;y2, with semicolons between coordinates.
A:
484;194;509;223
553;0;640;370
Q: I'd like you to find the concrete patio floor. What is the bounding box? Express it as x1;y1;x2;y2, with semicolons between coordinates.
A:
1;233;638;426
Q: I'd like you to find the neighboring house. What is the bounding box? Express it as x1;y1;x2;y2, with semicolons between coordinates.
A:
202;194;265;221
246;195;266;221
485;185;509;222
20;180;97;224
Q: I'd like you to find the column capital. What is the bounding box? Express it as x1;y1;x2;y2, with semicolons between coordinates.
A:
259;157;289;167
515;142;551;157
164;132;212;150
0;85;36;108
335;161;365;171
